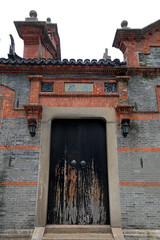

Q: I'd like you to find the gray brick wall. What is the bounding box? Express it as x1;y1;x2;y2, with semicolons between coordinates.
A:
117;73;160;229
139;47;160;67
117;120;160;148
0;186;37;230
0;118;41;230
128;75;159;112
117;119;160;229
117;72;160;229
0;118;41;147
118;151;160;229
0;74;30;108
120;186;160;229
118;151;160;183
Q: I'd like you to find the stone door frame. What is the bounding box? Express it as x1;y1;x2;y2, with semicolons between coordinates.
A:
35;107;122;228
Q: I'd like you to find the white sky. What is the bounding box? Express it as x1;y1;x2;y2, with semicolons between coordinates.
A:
0;0;160;61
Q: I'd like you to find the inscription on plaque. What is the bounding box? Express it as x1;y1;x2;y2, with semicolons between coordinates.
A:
65;83;93;92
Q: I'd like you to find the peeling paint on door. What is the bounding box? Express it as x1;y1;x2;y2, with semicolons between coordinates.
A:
47;119;110;225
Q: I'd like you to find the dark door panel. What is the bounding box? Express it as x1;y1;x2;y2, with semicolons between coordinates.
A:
47;119;110;224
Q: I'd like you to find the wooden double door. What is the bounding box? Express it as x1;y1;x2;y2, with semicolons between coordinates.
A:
47;119;110;225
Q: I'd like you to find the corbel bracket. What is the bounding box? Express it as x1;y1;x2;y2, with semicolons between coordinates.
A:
23;104;42;126
115;104;134;137
115;104;134;126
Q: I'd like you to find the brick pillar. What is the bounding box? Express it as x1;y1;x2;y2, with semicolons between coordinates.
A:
116;76;130;105
115;76;134;123
28;75;42;104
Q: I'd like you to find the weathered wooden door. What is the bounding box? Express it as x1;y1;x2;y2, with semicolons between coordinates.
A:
47;119;109;224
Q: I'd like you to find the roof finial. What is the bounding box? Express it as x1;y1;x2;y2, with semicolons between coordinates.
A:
29;10;37;18
47;17;51;23
121;20;129;28
25;10;38;21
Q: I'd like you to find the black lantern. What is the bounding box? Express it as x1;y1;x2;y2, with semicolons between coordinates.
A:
122;120;130;137
28;120;36;137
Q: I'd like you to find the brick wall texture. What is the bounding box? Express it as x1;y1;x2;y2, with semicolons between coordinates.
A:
128;76;160;112
117;73;160;229
0;74;30;109
0;117;41;230
139;47;160;67
117;120;160;229
0;71;160;231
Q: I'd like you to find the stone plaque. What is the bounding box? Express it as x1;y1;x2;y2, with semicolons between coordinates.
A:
65;83;93;92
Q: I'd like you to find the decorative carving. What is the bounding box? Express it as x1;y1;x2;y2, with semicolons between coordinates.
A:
41;82;53;92
104;83;117;93
115;76;130;82
23;104;42;126
115;104;134;127
115;104;134;114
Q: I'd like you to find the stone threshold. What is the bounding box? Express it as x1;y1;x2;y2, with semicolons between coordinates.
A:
3;228;160;239
123;229;160;239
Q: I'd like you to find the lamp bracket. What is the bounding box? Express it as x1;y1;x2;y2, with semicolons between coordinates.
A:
115;104;134;114
23;104;42;126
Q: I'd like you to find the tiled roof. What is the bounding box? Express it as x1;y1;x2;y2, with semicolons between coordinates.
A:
0;58;126;66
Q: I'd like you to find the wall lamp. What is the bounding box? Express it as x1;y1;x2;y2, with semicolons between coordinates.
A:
122;119;130;137
115;104;134;138
28;120;36;137
23;104;42;138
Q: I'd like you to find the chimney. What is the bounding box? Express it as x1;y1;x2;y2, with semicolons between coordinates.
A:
14;10;61;59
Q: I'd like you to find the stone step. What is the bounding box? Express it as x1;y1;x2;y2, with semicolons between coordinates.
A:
43;233;114;240
45;225;112;234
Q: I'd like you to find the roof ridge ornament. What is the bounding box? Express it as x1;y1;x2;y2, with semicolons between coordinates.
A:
8;34;22;60
9;34;15;55
103;48;111;60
